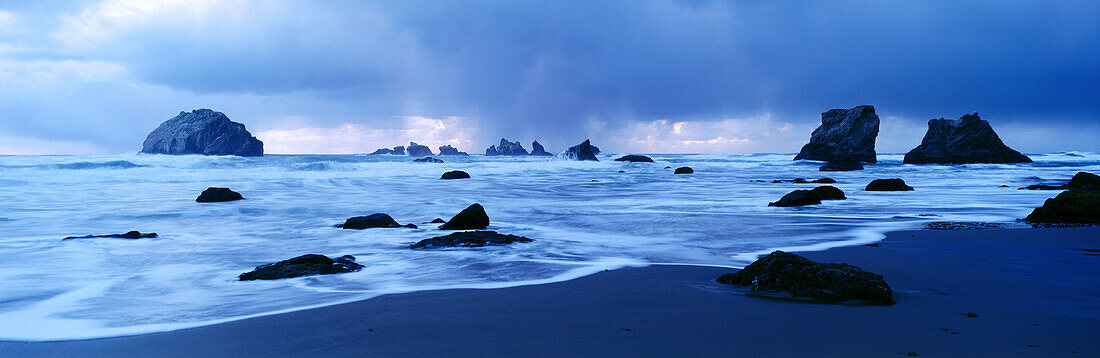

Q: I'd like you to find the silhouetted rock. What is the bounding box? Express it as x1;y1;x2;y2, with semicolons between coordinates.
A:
813;178;837;184
903;113;1031;164
392;146;406;155
441;170;470;180
768;190;821;207
1024;190;1100;224
413;157;443;163
866;179;914;191
196;187;244;202
1022;184;1064;190
438;145;468;156
338;213;417;229
820;157;864;171
63;231;158;240
810;185;846;200
530;141;553;156
406;142;433;156
430;218;446;223
1068;172;1100;190
370;148;394;155
440;203;490;230
615;155;654;163
485;138;528;156
674;167;693;174
794;105;879;163
562;139;599;161
717;250;894;305
141;109;263;157
239;254;363;281
410;230;533;249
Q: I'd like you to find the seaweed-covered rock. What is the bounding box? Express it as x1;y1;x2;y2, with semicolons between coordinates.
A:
794;105;879;163
239;254;363;281
440;203;490;230
410;231;533;249
615;155;654;163
530;141;553;156
866;179;914;191
63;231;158;240
338;213;417;229
674;167;693;174
485;138;528;156
716;251;894;305
413;157;444;163
820;157;864;171
903;113;1031;164
768;190;822;207
1023;190;1100;224
562;139;599;161
441;170;470;180
141;109;263;157
406;142;433;156
810;185;846;200
196;187;244;202
438;145;469;156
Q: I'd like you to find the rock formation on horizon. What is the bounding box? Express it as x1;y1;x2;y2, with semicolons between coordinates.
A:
903;113;1031;164
794;105;879;163
562;139;599;161
485;138;529;156
438;145;469;156
406;142;433;156
141;109;263;157
530;141;553;156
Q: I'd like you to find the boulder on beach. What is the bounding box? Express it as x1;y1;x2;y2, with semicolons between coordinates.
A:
768;190;821;207
866;179;914;191
441;170;470;180
196;187;244;202
615;155;654;163
561;139;599;161
410;231;533;249
440;203;490;230
406;142;433;156
530;141;553;156
820;157;864;172
413;157;444;163
485;138;529;156
338;213;417;229
141;109;264;157
239;254;363;281
63;231;158;241
438;145;469;156
794;105;879;163
810;185;846;200
1023;190;1100;224
903;113;1031;164
717;250;894;305
674;167;693;174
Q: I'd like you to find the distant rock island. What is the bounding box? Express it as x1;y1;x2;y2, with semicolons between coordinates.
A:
485;138;529;156
903;113;1031;164
141;109;263;157
794;105;879;163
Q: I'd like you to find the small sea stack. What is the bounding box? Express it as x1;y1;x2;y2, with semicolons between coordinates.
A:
562;139;599;161
717;250;894;305
530;141;553;156
413;157;444;163
438;145;469;156
196;187;244;202
239;254;363;281
794;105;880;163
903;113;1031;164
406;142;433;156
485;138;528;156
141;109;263;157
439;203;490;230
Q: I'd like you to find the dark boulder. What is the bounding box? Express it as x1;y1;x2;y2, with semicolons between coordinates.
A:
674;167;693;174
794;105;879;163
440;203;490;230
485;138;528;156
768;190;822;207
903;113;1031;164
1068;172;1100;190
141;109;263;157
239;254;363;281
615;155;654;163
820;157;864;171
441;170;470;180
413;157;443;163
338;213;417;229
530;141;553;156
369;148;394;155
810;185;846;200
716;250;894;305
63;231;158;240
438;145;469;156
406;142;433;156
196;187;244;202
813;178;837;184
392;146;406;155
1024;190;1100;224
410;230;533;249
1021;184;1064;190
562;139;599;161
430;218;446;223
866;179;914;191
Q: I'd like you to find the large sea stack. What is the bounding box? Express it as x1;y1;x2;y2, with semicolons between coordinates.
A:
794;105;879;163
141;109;263;157
903;113;1031;164
406;142;433;156
485;138;528;156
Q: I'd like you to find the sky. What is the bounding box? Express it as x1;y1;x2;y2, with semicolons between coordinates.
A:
0;0;1097;155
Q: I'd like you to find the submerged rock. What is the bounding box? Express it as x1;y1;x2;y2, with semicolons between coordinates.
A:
674;167;693;174
410;230;533;249
239;254;363;281
866;179;914;191
716;250;894;305
63;231;158;240
530;141;553;156
810;185;847;200
903;113;1031;164
1024;190;1100;224
615;155;654;163
141;109;264;157
768;190;821;207
338;213;417;229
441;170;471;180
562;139;599;161
485;138;528;156
196;187;244;202
438;145;469;156
406;142;433;156
440;203;490;230
820;157;864;171
794;105;879;163
413;157;444;163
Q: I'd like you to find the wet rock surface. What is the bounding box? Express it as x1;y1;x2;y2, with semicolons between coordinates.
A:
717;250;894;305
440;203;490;230
903;113;1031;164
239;254;363;281
794;105;879;163
141;109;263;157
196;187;244;202
1024;190;1100;224
410;230;533;249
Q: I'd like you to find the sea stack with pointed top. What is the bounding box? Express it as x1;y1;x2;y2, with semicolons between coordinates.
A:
485;138;528;156
794;105;879;163
903;113;1031;164
562;139;599;161
530;141;553;156
141;109;263;156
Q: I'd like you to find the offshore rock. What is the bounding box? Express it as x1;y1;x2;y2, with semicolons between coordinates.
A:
392;146;406;155
866;179;914;191
615;155;654;163
810;185;847;200
1024;190;1100;224
441;170;471;180
413;157;444;163
1069;172;1100;190
717;251;894;305
239;254;363;281
440;203;490;230
903;113;1031;164
141;109;263;157
438;145;469;156
370;148;394;155
562;139;599;161
768;190;821;207
410;231;533;249
820;157;864;171
338;213;417;229
406;142;433;156
794;105;879;163
674;167;693;174
63;231;158;240
530;141;553;156
485;138;528;156
196;187;244;202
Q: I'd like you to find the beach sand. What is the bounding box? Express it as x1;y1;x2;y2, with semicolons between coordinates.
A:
3;227;1098;357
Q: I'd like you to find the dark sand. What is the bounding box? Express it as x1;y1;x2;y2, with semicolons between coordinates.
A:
3;227;1099;357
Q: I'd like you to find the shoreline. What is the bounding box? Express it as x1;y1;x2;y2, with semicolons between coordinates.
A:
3;227;1099;356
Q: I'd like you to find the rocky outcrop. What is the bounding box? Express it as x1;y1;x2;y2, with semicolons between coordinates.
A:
1024;189;1100;224
413;157;444;163
674;167;693;174
562;139;599;161
239;254;363;281
716;251;894;305
439;203;490;230
438;145;469;156
1019;172;1100;191
63;231;158;240
530;141;553;156
392;146;406;155
768;190;821;207
410;231;533;249
141;109;264;157
866;179;914;191
370;148;395;155
406;142;433;156
810;185;846;200
196;187;244;202
485;138;528;156
615;155;654;163
441;170;470;180
903;113;1031;164
338;214;417;229
820;157;864;172
794;105;879;163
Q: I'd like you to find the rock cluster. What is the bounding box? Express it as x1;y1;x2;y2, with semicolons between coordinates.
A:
338;213;417;229
1024;173;1100;223
794;105;879;163
141;109;264;157
438;145;469;156
196;187;244;202
239;254;363;281
410;231;533;249
903;113;1031;164
717;250;894;305
485;138;529;156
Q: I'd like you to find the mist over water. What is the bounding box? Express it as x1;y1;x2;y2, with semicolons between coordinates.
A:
0;152;1096;340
